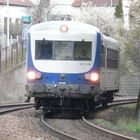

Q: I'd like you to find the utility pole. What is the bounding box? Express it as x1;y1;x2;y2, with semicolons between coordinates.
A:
110;0;112;7
135;90;140;121
135;41;140;121
81;0;82;11
7;0;10;47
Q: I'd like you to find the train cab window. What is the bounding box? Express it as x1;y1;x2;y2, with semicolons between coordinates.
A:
107;48;118;69
35;39;53;60
35;40;92;61
54;41;73;60
54;41;91;61
74;41;92;61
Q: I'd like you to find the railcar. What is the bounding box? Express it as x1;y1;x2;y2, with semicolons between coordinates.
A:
25;21;120;111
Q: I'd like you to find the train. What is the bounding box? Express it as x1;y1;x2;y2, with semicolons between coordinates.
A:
25;21;120;112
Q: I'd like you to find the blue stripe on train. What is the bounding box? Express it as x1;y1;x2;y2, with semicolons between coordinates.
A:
27;32;101;84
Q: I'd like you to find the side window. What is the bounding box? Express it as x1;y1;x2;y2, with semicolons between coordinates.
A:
35;39;53;60
100;44;105;67
107;48;118;69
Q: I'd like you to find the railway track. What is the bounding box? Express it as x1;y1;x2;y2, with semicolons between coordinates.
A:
87;98;138;116
113;97;137;104
42;115;138;140
41;98;138;140
0;99;137;139
0;102;33;115
42;116;80;140
81;116;137;140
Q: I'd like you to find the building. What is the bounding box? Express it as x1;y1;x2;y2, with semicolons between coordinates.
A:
48;0;119;21
122;0;132;29
122;0;140;29
0;0;33;47
0;0;33;22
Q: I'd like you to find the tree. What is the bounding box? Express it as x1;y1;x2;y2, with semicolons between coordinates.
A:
111;0;140;75
27;0;59;24
34;0;49;23
129;0;140;121
80;6;123;35
124;1;140;73
114;0;123;18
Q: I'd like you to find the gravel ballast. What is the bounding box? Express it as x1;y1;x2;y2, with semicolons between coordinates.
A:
0;106;139;140
0;108;58;140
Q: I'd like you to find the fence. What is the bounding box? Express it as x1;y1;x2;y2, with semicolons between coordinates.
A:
0;40;27;73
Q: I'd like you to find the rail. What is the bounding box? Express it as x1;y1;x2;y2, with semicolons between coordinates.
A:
81;116;137;140
0;102;33;115
42;116;80;140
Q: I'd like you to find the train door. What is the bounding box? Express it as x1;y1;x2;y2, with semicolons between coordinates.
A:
100;40;106;91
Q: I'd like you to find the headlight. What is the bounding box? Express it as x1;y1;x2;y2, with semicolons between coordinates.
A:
27;71;41;80
84;72;99;82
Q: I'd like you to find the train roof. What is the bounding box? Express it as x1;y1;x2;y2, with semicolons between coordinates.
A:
28;21;100;34
103;35;118;43
103;35;120;50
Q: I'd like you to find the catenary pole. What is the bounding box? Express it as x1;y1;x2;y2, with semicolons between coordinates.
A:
7;0;10;47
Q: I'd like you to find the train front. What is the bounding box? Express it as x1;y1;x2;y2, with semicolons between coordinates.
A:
25;21;101;111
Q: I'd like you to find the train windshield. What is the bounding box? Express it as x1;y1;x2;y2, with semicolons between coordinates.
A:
35;40;92;61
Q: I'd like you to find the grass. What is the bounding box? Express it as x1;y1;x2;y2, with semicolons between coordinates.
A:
94;105;140;133
94;118;140;133
94;119;113;127
117;119;140;133
123;104;137;110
